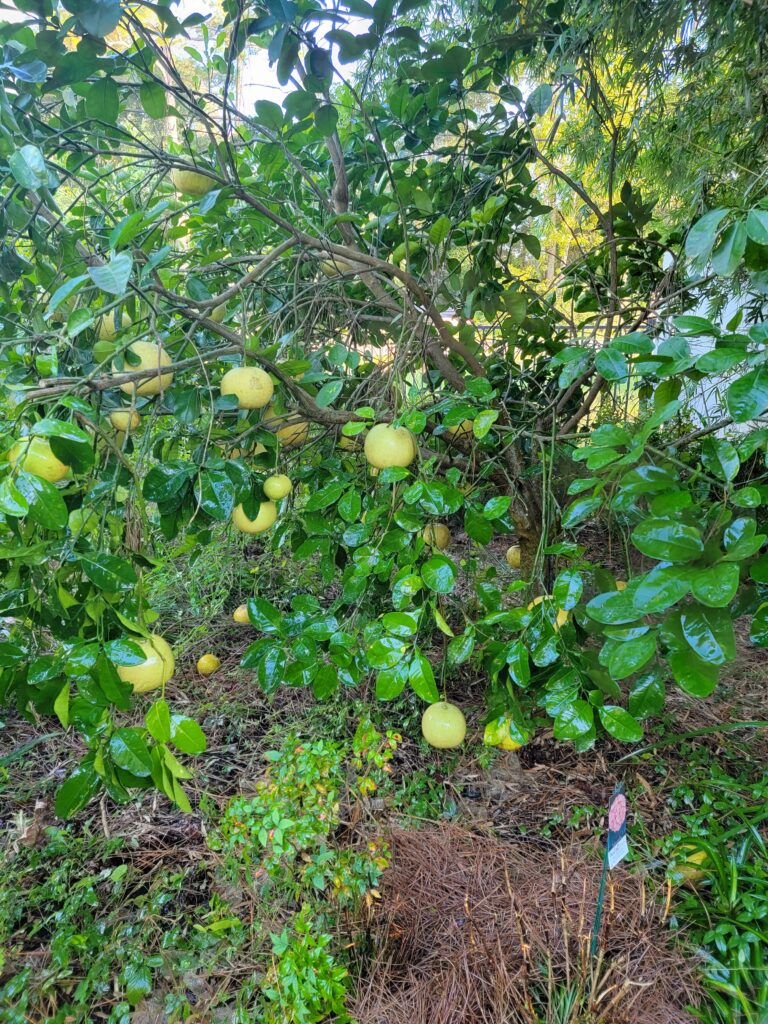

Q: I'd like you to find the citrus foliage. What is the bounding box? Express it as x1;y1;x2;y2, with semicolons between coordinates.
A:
0;0;767;814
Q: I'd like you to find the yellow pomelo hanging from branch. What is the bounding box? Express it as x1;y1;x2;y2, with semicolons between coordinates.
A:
109;409;140;432
263;474;292;500
264;408;309;449
232;501;278;534
364;423;416;468
97;311;131;342
113;342;174;397
8;436;70;483
220;367;274;410
171;167;215;196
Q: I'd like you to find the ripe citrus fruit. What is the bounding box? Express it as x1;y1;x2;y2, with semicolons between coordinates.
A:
528;595;569;631
170;167;215;196
117;634;175;693
319;257;356;277
671;844;710;885
421;701;466;749
616;580;627;591
9;436;69;482
210;303;226;323
220;367;274;410
109;409;140;432
364;423;415;468
506;545;521;568
444;419;474;443
97;311;131;342
113;342;173;396
197;653;221;676
423;523;451;549
233;604;249;624
264;408;309;448
263;474;292;500
232;501;277;534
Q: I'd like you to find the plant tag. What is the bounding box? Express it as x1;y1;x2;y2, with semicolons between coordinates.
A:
606;786;628;869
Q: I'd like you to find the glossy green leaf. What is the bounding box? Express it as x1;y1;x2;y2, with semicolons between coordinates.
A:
170;715;207;755
422;555;457;593
690;563;740;607
598;705;643;741
606;632;656;680
553;700;594;741
631;519;704;562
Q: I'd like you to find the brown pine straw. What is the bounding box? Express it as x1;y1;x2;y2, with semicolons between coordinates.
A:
351;825;701;1024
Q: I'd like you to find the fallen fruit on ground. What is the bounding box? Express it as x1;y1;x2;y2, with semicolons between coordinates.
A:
171;167;215;195
116;634;175;693
197;653;221;676
220;366;274;409
9;436;70;482
423;523;451;549
364;423;415;468
421;701;467;749
233;604;249;623
264;408;309;448
232;501;278;534
671;845;710;885
263;474;292;500
97;311;131;342
113;342;174;396
109;409;140;432
506;544;521;568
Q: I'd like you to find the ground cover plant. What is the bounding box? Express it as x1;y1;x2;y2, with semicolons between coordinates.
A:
0;0;767;1021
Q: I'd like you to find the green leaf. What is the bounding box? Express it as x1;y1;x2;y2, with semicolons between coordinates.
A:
86;77;119;121
585;590;640;625
196;468;236;521
381;611;419;637
631;519;704;562
140;81;167;118
421;555;457;593
553;700;594;741
553;569;583;611
750;603;768;646
145;699;172;743
109;728;153;777
526;83;552;115
505;638;530;686
561;495;602;529
668;649;719;696
595;348;629;381
80;553;138;591
633;564;691;613
305;482;344;511
628;671;666;719
0;478;30;517
447;629;474;666
598;706;643;742
314;103;338;136
680;606;735;665
606;632;656;680
429;214;451;245
103;639;146;665
690;563;739;608
315;379;343;407
170;715;207;755
375;662;408;699
69;0;123;36
746;208;768;245
685;208;728;260
367;636;407;669
701;437;740;482
9;144;47;189
483;496;511;519
55;762;101;818
255;98;285;130
408;651;439;702
727;367;768;422
472;409;498;438
54;682;70;728
711;220;747;276
88;253;133;295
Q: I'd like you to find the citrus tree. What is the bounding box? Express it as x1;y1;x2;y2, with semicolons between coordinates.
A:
1;0;767;815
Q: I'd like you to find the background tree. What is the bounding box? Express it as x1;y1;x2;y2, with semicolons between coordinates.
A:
1;0;767;813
